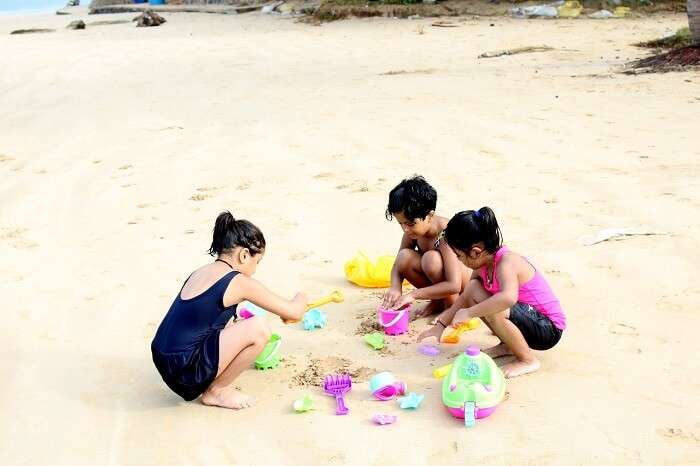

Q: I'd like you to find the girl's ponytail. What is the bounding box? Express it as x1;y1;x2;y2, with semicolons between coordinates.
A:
476;207;502;253
445;206;502;254
208;211;265;256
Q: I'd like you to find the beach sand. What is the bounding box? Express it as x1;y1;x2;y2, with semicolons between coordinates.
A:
1;9;698;465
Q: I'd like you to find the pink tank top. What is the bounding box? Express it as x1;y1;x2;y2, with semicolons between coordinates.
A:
479;246;566;330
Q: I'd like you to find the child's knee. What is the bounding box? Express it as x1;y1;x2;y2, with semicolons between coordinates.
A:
420;250;443;281
249;317;270;344
396;248;418;270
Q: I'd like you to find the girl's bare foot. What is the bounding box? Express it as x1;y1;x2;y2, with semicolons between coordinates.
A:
413;300;443;320
201;386;254;409
502;358;540;379
484;343;513;359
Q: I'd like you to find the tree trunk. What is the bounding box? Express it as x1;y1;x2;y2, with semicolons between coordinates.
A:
690;0;700;46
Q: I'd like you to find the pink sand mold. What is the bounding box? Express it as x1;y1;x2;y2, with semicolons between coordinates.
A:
419;344;441;356
323;374;352;415
372;413;397;425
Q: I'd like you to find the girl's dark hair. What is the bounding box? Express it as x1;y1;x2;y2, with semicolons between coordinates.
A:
385;175;437;221
444;207;502;254
208;211;266;256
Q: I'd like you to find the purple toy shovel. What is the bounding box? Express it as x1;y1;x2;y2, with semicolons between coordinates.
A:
323;374;352;415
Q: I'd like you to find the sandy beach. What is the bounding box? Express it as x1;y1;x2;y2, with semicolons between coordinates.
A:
1;8;699;465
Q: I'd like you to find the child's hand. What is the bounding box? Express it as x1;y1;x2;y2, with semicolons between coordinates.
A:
452;308;472;328
382;287;402;308
392;291;415;310
417;323;444;343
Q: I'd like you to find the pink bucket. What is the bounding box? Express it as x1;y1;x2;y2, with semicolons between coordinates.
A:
378;304;410;335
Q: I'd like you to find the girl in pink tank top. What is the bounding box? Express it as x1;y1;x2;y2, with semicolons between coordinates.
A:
419;207;566;378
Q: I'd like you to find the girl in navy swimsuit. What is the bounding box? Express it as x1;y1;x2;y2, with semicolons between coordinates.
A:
151;211;308;409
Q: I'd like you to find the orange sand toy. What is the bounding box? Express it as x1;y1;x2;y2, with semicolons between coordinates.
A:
442;318;481;344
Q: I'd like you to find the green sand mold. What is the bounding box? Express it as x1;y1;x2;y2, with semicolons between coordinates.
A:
364;332;385;350
255;333;281;370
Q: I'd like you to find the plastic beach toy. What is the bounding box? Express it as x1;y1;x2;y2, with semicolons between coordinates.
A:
369;372;407;401
238;301;268;320
433;363;452;379
373;413;397;425
255;334;281;370
377;304;410;336
419;344;441;356
344;251;396;288
323;374;352;415
303;308;327;331
398;392;424;410
442;318;481;344
436;346;506;428
306;290;344;311
364;332;385;350
293;395;314;413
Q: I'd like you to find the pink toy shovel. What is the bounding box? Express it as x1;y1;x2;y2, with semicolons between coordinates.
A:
323;374;352;415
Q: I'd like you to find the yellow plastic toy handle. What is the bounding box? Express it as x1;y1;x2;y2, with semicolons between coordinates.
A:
433;363;452;379
441;318;481;343
306;290;344;311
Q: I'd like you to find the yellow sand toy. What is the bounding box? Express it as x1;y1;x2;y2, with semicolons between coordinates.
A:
282;290;344;324
441;318;481;344
306;290;344;310
344;252;395;288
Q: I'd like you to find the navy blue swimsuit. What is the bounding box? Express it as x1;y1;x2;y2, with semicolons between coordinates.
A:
151;271;239;401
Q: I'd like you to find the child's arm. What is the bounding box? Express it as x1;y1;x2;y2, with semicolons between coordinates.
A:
452;257;519;326
382;233;415;307
393;240;461;309
226;274;307;323
416;270;478;342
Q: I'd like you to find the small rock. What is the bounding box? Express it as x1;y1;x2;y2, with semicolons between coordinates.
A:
133;10;166;27
67;20;85;30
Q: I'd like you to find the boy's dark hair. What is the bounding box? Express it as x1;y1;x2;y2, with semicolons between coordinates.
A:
209;211;266;256
444;207;502;254
385;175;437;221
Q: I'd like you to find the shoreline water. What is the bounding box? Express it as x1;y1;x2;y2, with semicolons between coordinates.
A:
0;0;67;15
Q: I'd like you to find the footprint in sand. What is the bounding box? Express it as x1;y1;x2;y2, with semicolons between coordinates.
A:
0;154;15;163
127;217;142;225
609;322;639;336
313;172;335;179
290;251;312;261
236;180;251;190
659;427;700;442
0;227;37;249
190;186;220;201
119;164;133;170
